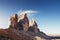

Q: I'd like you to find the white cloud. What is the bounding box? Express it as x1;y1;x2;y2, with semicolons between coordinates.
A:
17;10;38;15
17;10;39;21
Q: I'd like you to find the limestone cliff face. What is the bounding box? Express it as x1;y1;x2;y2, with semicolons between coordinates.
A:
0;13;51;40
28;18;38;33
18;13;29;31
9;14;18;29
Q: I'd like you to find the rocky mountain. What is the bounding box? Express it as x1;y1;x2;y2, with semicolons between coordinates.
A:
0;13;51;40
18;13;29;31
28;18;38;33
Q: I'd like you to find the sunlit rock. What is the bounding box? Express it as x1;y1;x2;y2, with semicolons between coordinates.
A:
28;18;38;33
18;13;29;31
0;13;54;40
9;14;18;29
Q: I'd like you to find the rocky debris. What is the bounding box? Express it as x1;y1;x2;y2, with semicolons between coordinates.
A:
0;13;51;40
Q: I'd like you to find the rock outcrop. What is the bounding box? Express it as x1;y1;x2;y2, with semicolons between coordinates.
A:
9;14;19;30
18;13;29;31
28;18;38;33
0;13;51;40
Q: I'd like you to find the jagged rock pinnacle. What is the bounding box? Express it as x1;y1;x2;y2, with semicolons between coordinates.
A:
9;13;18;29
29;18;35;27
18;13;27;22
12;13;18;21
28;18;38;33
18;13;29;31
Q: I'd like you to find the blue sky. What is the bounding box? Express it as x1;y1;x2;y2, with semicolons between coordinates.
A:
0;0;60;36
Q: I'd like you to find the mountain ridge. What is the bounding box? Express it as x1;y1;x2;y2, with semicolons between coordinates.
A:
0;13;59;40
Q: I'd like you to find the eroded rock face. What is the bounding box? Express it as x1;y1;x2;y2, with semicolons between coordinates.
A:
18;13;29;31
9;14;19;29
0;13;51;40
9;13;38;32
28;19;38;33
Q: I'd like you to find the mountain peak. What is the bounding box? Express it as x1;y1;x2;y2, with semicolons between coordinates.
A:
18;13;27;22
9;13;18;29
18;13;29;31
28;18;38;33
29;18;35;27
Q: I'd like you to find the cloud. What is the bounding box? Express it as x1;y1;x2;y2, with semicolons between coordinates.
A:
17;10;39;21
17;10;38;15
